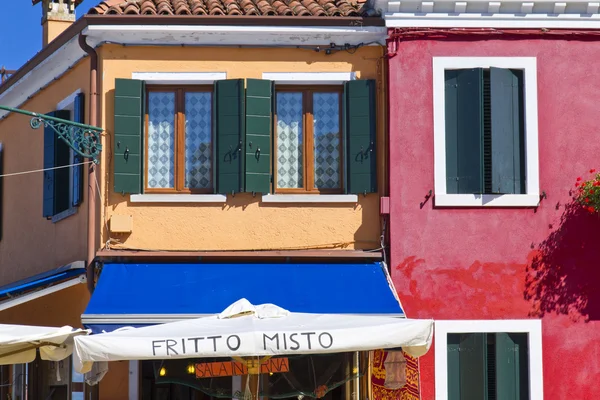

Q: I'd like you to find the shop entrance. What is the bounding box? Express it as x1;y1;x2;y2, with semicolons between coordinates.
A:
141;353;363;400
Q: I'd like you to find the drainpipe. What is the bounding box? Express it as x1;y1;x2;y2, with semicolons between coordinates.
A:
78;34;98;294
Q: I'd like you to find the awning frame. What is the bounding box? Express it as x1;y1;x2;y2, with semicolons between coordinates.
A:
0;274;86;312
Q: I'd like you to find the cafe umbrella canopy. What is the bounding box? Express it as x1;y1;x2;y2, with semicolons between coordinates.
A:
0;324;87;365
73;299;434;374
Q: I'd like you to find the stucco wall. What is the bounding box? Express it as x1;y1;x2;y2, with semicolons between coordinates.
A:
0;62;89;285
389;36;600;400
98;45;386;251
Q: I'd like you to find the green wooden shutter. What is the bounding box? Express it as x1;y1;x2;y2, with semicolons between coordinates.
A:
344;80;377;194
215;79;245;194
72;93;85;206
447;334;461;400
43;111;57;218
448;333;488;400
114;78;144;194
245;79;272;194
445;69;484;194
495;333;529;400
490;68;525;194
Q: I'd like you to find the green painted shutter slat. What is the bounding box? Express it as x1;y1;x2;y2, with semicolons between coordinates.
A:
459;333;488;400
54;109;72;215
344;79;377;194
496;333;529;400
447;334;461;400
245;79;272;194
490;68;525;194
114;78;144;194
445;69;484;194
43;111;57;218
215;79;245;194
72;93;85;206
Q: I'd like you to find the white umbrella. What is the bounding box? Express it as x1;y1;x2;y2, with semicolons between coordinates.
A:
74;299;433;373
0;324;88;365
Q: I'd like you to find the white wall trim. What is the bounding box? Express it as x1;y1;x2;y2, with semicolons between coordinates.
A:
434;319;543;400
57;89;82;111
262;72;356;85
129;360;139;400
131;72;227;85
435;193;540;207
0;275;86;312
261;194;359;203
384;13;600;28
130;194;227;203
433;57;539;208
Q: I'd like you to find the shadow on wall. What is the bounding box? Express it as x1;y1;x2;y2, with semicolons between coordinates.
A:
525;201;600;322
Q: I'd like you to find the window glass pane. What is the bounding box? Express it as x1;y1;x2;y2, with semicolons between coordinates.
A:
313;92;341;189
184;92;212;189
147;92;175;189
276;92;303;189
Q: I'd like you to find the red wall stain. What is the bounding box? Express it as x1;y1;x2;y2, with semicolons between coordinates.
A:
389;35;600;400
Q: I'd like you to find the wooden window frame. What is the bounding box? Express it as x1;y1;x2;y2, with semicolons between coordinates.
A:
274;85;344;194
145;85;213;194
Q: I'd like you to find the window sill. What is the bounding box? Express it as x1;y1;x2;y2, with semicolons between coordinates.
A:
435;193;540;207
129;194;227;203
51;207;78;223
261;194;358;203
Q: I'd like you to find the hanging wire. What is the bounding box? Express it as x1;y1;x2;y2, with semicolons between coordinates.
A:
0;161;92;178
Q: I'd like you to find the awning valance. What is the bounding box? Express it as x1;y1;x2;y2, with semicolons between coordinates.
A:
82;262;404;333
74;299;433;374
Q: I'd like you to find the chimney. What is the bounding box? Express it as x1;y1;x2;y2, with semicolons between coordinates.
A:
41;0;76;47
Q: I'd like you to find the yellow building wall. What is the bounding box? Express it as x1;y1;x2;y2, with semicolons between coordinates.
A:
0;62;89;285
98;45;386;252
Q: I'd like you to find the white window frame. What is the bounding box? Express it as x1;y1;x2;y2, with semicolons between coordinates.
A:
435;319;543;400
53;89;82;223
433;57;540;207
129;72;228;203
261;72;358;204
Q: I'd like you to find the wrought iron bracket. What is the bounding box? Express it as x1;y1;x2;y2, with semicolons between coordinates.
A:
0;105;103;164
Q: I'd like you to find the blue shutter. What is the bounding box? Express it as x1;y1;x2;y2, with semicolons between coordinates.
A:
43;111;57;218
0;143;3;241
72;93;85;206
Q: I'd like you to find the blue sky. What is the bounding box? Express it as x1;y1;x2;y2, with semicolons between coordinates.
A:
0;0;99;71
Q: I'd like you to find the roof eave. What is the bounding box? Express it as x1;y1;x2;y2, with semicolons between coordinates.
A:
0;14;384;99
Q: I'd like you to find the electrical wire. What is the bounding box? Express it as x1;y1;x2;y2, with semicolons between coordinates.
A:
0;161;92;178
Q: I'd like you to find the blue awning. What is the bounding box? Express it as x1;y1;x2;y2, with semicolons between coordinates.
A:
82;262;403;333
0;263;86;301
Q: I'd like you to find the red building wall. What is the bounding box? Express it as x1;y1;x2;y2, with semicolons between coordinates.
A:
388;33;600;400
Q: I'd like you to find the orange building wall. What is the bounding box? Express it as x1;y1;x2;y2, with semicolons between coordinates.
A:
0;283;88;327
97;45;386;252
0;61;89;286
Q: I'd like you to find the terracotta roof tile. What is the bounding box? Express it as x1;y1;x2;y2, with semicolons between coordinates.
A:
89;0;371;17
